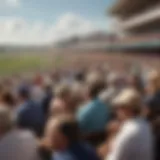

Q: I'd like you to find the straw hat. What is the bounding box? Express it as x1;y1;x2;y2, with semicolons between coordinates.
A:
112;88;142;109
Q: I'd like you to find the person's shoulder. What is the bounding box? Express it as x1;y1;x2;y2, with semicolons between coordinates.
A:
94;99;109;111
97;98;107;106
77;101;92;113
78;99;106;116
120;120;141;137
8;130;37;147
87;99;105;109
17;130;36;141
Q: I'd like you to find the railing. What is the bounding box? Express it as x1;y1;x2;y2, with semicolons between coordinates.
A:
117;33;160;44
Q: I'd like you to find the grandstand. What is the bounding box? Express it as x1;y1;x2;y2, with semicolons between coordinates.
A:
109;0;160;52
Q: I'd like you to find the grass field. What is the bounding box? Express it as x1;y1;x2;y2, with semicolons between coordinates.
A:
0;50;159;76
0;52;65;75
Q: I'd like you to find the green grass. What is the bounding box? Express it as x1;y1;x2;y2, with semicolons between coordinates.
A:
0;52;67;76
0;54;48;75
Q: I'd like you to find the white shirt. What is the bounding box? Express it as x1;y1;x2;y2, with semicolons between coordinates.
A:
106;118;153;160
0;130;40;160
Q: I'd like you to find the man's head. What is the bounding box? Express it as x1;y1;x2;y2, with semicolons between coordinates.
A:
17;85;30;101
0;89;15;108
112;88;142;121
45;115;80;151
70;82;85;110
0;107;14;138
54;83;72;103
85;72;105;99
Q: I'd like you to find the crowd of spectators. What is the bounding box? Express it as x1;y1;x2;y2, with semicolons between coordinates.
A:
0;63;159;160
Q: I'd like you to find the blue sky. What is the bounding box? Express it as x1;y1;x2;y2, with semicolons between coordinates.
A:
0;0;115;45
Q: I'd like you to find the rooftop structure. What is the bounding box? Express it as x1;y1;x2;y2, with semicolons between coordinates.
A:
108;0;160;51
110;0;160;33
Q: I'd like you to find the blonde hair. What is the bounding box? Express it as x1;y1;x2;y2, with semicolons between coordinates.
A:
112;88;142;113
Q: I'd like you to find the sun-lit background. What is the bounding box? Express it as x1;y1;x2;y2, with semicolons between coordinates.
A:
0;0;116;45
0;0;160;76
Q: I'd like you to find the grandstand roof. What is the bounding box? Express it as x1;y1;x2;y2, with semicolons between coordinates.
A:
110;0;159;19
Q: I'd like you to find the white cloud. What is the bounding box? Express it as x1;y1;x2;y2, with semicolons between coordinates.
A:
0;13;101;45
7;0;20;7
0;0;20;7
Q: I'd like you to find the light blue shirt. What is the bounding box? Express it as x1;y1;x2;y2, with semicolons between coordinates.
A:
77;98;110;133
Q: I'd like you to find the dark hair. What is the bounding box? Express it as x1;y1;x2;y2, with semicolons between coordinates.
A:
59;119;80;143
88;81;105;99
75;72;85;82
131;107;141;116
0;90;15;107
18;86;30;99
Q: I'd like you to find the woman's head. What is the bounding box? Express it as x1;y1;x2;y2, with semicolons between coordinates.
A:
112;88;142;121
54;83;72;103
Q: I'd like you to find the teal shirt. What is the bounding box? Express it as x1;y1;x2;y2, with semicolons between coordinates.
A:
77;98;110;133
